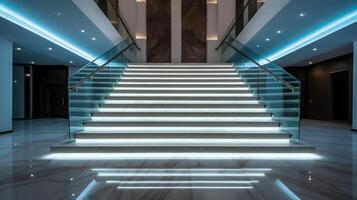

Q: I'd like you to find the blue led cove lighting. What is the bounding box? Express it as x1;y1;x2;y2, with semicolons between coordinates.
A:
0;3;96;61
267;10;357;61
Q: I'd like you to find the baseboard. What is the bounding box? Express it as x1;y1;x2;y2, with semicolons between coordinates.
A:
13;118;25;120
0;130;13;134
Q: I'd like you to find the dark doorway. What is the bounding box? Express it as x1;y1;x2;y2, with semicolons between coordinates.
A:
331;70;349;121
32;66;68;118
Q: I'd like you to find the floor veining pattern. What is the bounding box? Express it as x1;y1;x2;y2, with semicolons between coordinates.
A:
0;119;355;199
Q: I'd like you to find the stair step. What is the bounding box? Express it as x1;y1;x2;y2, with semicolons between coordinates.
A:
91;112;271;117
128;64;233;68
83;121;280;127
109;89;252;94
121;75;239;78
74;132;290;139
125;69;235;72
51;142;314;153
99;104;264;109
105;96;258;101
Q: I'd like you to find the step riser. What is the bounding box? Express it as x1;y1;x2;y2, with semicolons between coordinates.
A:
50;146;314;154
74;133;290;139
74;138;290;145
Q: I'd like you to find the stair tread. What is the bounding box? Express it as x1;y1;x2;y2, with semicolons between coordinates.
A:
74;132;291;139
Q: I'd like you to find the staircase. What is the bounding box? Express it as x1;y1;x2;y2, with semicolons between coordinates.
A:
50;63;315;159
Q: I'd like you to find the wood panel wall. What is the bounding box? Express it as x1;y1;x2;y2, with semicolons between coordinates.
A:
147;0;171;62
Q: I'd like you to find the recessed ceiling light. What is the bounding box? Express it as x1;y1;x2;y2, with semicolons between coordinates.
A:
312;48;317;51
91;37;96;41
256;45;260;48
70;61;73;64
16;47;22;51
48;47;53;51
276;30;282;34
81;29;85;33
30;61;35;64
265;38;270;42
299;13;305;17
309;61;312;64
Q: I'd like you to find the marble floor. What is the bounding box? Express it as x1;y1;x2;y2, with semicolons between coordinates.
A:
0;119;356;200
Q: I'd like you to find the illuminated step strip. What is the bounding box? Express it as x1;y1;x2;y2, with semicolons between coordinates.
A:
76;87;251;91
92;168;272;171
83;127;280;132
125;68;235;71
44;153;321;160
89;117;273;122
98;108;266;112
128;64;232;68
123;72;238;75
116;186;253;189
102;100;260;104
112;87;250;90
120;77;241;80
75;138;289;144
106;180;258;184
117;82;245;85
97;172;265;177
108;93;254;97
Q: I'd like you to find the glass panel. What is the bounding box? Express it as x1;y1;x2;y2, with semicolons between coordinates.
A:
68;38;136;140
226;39;301;140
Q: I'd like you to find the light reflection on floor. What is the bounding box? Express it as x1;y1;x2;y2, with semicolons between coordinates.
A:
0;119;355;199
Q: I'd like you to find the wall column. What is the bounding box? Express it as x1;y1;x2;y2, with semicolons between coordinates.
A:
0;38;13;133
171;0;181;63
353;41;357;131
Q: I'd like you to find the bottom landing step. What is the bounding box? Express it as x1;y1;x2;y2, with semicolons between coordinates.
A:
50;141;315;154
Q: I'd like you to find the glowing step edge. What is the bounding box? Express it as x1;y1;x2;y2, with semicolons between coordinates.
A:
123;72;238;75
112;87;250;90
117;82;245;85
98;108;266;112
126;69;235;71
127;65;232;68
97;172;265;177
103;100;260;104
120;77;241;80
108;93;254;97
75;139;290;144
106;180;258;184
83;127;280;132
116;186;253;189
92;168;272;171
44;153;321;160
89;117;273;122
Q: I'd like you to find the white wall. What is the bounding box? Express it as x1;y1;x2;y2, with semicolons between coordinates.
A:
13;65;24;119
0;38;13;132
171;0;182;63
207;1;219;63
353;41;357;130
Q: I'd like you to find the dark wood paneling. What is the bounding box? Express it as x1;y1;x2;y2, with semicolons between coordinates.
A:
235;0;244;37
285;53;353;122
147;0;171;63
182;0;206;63
32;66;68;119
248;0;257;20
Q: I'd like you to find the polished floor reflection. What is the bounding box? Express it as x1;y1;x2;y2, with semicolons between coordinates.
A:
0;119;355;199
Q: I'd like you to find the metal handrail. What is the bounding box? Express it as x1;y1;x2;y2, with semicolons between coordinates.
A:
70;38;128;78
215;0;253;50
225;41;297;93
70;42;135;91
107;0;140;50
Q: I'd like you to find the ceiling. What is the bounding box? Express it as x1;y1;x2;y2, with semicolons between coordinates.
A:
0;0;120;67
240;0;357;67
